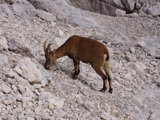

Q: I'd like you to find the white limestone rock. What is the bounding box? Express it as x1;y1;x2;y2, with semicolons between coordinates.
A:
147;5;160;16
16;57;45;87
0;36;8;50
137;41;146;47
39;92;64;109
1;84;12;94
0;54;8;66
130;47;136;54
15;94;22;101
36;9;56;22
131;62;146;73
115;9;126;16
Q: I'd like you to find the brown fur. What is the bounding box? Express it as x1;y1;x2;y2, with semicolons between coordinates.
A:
44;35;113;93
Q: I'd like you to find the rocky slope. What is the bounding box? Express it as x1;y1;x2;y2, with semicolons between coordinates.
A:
0;0;160;120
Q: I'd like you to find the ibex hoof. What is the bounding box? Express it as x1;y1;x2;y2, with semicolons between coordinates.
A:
99;88;106;92
72;75;77;79
108;88;113;94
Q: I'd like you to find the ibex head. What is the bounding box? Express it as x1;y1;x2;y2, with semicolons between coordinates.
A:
44;40;56;70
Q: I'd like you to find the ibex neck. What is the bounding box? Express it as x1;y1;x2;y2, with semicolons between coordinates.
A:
55;44;66;59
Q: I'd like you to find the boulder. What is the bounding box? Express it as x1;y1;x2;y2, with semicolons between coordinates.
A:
115;9;126;16
16;57;45;87
147;5;160;16
122;0;135;12
68;0;125;16
12;3;25;16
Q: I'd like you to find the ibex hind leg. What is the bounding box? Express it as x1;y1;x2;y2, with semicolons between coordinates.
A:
91;64;107;92
103;61;113;93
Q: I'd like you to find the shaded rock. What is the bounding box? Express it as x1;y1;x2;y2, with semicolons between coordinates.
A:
68;0;125;16
122;0;135;12
5;70;16;78
69;0;117;16
135;2;142;10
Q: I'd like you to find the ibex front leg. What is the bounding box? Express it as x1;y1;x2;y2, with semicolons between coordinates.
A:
73;59;80;79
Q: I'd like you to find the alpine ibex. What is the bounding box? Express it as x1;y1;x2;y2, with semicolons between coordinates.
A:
44;35;113;93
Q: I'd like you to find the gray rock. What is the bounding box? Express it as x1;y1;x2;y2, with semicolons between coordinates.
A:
125;13;139;17
115;9;126;16
140;36;160;58
130;47;136;54
0;54;8;66
36;9;56;22
1;84;12;94
17;84;25;94
137;41;146;47
147;6;160;16
12;3;25;16
131;62;146;73
122;0;135;12
0;4;14;17
14;66;22;76
125;52;137;62
17;57;45;87
98;112;117;120
58;30;64;38
135;2;142;10
0;36;8;50
39;92;64;109
68;0;125;16
48;96;64;109
15;94;22;101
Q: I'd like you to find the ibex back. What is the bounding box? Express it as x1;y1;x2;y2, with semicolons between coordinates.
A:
44;35;113;93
